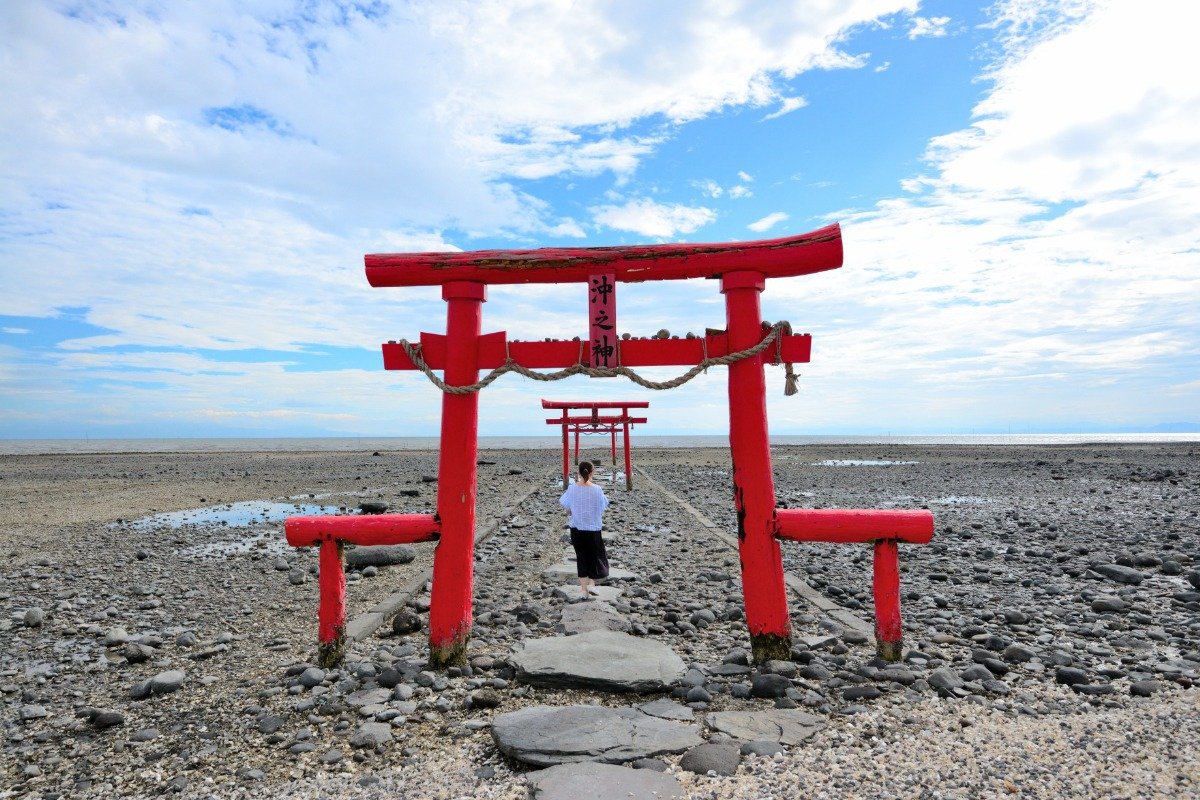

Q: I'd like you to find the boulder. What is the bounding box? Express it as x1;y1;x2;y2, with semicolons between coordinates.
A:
679;742;741;776
345;545;416;568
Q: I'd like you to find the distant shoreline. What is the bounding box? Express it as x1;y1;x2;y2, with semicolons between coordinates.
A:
2;432;1198;455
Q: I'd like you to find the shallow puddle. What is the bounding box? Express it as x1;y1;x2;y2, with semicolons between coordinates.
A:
120;500;343;530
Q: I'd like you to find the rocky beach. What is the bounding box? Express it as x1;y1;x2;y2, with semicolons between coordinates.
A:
2;442;1198;799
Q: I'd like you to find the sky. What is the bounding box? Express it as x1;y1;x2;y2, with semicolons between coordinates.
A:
1;0;1197;439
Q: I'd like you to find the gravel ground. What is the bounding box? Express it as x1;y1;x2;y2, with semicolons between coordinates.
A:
2;443;1198;799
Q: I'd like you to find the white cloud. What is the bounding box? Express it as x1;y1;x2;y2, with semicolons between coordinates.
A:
0;0;916;349
2;327;30;334
766;0;1200;432
737;171;754;183
591;198;716;239
694;178;752;199
908;15;951;39
874;61;891;72
762;96;808;121
748;211;789;232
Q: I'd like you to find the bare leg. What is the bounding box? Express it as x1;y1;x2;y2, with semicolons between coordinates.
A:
578;577;589;599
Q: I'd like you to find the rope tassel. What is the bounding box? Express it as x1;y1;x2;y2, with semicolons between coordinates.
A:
784;364;800;396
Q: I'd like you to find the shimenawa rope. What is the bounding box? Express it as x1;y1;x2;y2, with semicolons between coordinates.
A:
397;321;800;396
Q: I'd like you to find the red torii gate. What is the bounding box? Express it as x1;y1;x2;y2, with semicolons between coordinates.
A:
284;223;934;668
543;399;648;489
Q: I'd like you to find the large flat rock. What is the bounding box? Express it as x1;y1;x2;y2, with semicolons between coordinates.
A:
704;709;825;745
542;563;639;582
558;600;631;635
554;584;624;603
526;762;683;799
492;705;702;767
511;630;685;692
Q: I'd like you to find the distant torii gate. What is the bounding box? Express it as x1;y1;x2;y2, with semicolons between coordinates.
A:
284;223;934;669
544;399;648;489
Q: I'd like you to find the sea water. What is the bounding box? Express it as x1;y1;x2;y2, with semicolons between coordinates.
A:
4;432;1198;455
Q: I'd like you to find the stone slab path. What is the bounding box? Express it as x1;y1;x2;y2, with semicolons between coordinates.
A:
510;629;685;692
491;705;703;766
526;761;683;800
704;709;825;745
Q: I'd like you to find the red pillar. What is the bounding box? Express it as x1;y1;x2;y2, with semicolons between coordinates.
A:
610;429;617;466
873;539;904;661
722;270;791;663
560;420;570;489
573;429;580;464
317;537;345;668
428;281;484;668
622;420;633;490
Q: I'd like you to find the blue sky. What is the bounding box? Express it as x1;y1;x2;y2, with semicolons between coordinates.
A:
1;0;1197;439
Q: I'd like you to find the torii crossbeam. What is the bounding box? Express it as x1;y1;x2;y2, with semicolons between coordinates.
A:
543;400;648;489
284;223;935;669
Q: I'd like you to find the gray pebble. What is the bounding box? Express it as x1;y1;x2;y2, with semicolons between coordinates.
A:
741;740;785;757
349;722;393;748
149;670;186;695
1002;644;1036;663
92;710;125;729
679;742;741;776
298;667;325;688
751;673;791;698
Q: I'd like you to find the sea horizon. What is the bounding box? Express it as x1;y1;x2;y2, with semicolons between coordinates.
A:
2;432;1199;455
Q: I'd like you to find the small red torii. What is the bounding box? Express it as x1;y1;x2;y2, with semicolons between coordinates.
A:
543;399;648;490
284;223;934;668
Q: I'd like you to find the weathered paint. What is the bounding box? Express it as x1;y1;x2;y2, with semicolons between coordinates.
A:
382;331;811;371
560;413;570;489
428;281;483;669
775;508;933;544
367;225;842;287
317;538;345;669
285;513;439;548
622;421;632;490
542;400;652;410
873;539;904;661
723;270;791;663
773;507;932;661
286;221;941;673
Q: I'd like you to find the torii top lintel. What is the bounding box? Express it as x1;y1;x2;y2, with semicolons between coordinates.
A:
541;400;650;411
366;224;842;287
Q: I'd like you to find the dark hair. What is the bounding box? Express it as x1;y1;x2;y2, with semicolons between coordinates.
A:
577;461;594;480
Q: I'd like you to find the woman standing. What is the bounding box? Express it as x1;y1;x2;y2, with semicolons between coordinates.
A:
559;460;610;600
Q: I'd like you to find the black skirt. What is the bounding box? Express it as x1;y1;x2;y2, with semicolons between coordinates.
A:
569;527;609;580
